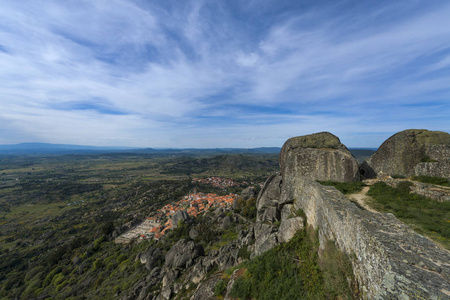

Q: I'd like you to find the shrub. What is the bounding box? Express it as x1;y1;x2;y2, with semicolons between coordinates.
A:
411;175;449;187
214;279;227;297
319;240;357;299
238;245;251;260
396;181;413;194
230;228;323;299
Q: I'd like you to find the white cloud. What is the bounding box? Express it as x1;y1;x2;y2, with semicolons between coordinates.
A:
0;1;449;147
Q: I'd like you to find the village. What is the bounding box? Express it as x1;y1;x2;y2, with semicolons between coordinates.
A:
191;177;248;189
114;191;238;244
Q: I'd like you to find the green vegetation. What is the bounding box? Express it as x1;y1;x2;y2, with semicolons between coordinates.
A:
411;175;449;187
368;182;450;249
234;197;257;220
285;132;342;150
0;152;274;299
317;180;365;194
228;228;357;300
411;129;450;145
214;279;227;297
420;156;437;163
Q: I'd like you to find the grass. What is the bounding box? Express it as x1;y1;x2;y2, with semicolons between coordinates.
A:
317;181;365;194
411;175;449;187
228;227;356;300
368;182;450;249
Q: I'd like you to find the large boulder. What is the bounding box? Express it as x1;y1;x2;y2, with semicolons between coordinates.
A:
252;223;278;257
256;173;282;222
364;129;450;178
280;132;360;183
137;247;162;271
171;210;190;228
164;239;204;269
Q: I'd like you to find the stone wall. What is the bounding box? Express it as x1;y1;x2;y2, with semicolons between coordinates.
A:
286;178;450;299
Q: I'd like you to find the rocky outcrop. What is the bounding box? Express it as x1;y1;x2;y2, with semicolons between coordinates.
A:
171;210;190;228
289;179;450;299
164;239;204;269
277;217;304;243
251;223;278;257
190;273;222;300
363;129;450;178
256;131;450;299
137;248;163;271
256;173;282;222
253;132;360;255
279;132;360;183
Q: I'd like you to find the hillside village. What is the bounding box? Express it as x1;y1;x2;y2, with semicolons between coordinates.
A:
191;177;249;189
115;191;238;244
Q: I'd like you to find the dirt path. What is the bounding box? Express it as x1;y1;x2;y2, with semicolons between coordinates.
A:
348;186;379;213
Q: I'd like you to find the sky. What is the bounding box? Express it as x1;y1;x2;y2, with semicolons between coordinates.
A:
0;0;449;148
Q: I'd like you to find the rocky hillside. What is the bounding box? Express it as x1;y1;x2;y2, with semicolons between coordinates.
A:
120;130;449;300
362;129;450;178
256;131;450;299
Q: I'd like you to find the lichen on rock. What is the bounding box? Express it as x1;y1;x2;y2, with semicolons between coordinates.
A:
364;129;450;178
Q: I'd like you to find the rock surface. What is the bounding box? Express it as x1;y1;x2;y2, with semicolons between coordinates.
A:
164;239;204;269
171;210;190;228
289;179;450;299
256;130;450;299
280;132;360;183
364;129;450;178
277;217;304;243
252;223;278;257
256;173;282;222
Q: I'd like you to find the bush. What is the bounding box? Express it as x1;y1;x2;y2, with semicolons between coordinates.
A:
230;228;323;299
236;197;257;220
238;245;251;260
214;279;227;297
319;240;357;299
396;181;413;194
411;175;449;187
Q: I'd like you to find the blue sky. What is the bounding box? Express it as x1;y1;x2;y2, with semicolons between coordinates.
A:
0;0;449;148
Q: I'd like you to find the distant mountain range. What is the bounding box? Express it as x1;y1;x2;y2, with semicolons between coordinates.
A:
0;143;376;159
0;143;134;155
0;143;282;156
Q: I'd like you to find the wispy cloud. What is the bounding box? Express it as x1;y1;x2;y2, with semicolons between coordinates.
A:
0;0;449;147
